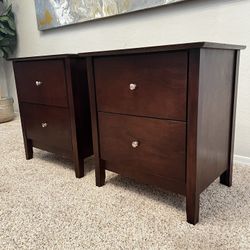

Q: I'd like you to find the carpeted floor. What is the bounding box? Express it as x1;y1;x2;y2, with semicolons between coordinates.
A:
0;117;250;250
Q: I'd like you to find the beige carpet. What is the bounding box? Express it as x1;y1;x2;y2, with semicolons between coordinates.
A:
0;117;250;250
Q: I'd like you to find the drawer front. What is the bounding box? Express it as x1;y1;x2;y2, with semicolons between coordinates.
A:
99;112;186;182
94;51;187;121
21;103;72;152
14;60;68;107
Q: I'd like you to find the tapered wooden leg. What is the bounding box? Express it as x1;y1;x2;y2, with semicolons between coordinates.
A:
87;57;105;186
96;159;105;187
186;193;200;225
74;157;84;178
24;139;33;160
220;169;232;187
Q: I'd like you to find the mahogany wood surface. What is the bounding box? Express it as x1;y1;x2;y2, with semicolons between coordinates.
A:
196;49;236;193
11;42;245;224
13;56;93;178
70;58;93;159
64;58;84;177
220;51;241;187
10;42;245;62
85;42;245;224
79;42;245;57
99;112;186;183
94;52;187;121
186;49;200;225
86;57;106;186
22;103;72;152
14;60;68;107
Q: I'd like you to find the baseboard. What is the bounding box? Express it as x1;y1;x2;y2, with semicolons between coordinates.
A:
234;155;250;165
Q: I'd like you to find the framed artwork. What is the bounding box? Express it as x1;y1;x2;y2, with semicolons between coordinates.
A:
34;0;185;30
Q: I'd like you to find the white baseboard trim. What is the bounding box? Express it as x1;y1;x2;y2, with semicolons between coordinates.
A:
234;155;250;165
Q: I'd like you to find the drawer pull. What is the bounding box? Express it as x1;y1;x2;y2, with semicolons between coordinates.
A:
132;141;139;148
35;81;43;86
129;83;137;91
41;122;48;128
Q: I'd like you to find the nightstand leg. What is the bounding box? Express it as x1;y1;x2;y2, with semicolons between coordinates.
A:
24;139;33;160
220;169;232;187
96;159;105;187
186;193;200;225
74;157;84;178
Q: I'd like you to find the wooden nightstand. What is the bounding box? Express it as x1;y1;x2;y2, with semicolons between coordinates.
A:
13;55;93;178
83;42;245;224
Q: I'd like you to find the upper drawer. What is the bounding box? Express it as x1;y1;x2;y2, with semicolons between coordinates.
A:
94;51;187;121
14;60;68;107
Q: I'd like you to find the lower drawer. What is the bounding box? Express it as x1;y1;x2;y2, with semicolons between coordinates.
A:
21;103;72;154
98;112;186;183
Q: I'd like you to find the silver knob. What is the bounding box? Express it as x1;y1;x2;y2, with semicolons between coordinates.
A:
129;83;137;91
41;122;48;128
35;81;42;86
132;141;139;148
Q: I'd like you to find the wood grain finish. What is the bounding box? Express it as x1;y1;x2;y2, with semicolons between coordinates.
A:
70;58;93;159
64;58;84;177
220;51;241;187
196;49;236;193
79;42;245;58
14;60;68;107
94;52;187;121
99;112;186;183
86;42;245;225
186;48;242;224
186;49;200;225
13;56;93;178
11;42;245;224
22;103;72;153
86;57;106;186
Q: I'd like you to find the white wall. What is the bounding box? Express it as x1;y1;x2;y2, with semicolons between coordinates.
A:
4;0;250;161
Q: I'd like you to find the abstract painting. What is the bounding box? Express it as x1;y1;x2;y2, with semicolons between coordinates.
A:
34;0;185;30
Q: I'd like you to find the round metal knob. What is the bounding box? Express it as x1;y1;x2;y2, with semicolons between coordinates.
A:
35;81;42;86
41;122;48;128
132;141;139;148
129;83;137;91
